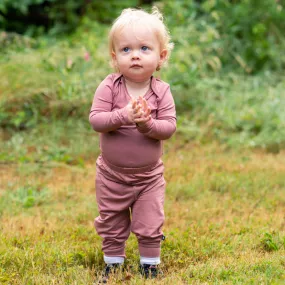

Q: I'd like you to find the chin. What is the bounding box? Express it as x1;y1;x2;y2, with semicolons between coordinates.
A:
133;76;151;83
125;73;153;83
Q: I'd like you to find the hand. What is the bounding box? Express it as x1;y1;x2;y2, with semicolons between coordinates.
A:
134;96;151;126
125;98;144;123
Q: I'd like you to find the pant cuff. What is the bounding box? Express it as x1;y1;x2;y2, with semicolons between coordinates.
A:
140;256;160;265
139;245;160;257
104;255;125;264
103;248;126;258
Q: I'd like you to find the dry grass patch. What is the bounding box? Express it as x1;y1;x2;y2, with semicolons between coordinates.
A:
1;143;285;284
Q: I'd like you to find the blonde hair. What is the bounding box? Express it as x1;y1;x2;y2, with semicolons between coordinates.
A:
108;7;174;71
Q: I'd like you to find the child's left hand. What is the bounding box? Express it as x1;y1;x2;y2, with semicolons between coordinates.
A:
134;96;151;126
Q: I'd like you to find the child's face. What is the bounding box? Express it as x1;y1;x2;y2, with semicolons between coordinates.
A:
112;25;167;83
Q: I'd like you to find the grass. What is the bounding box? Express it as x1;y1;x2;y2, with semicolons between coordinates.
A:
0;118;99;164
1;26;285;150
0;19;285;285
1;139;285;284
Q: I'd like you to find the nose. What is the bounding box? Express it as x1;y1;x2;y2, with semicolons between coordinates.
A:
131;50;140;60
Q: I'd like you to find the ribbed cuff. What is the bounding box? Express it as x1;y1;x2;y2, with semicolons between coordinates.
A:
104;255;125;264
140;256;160;265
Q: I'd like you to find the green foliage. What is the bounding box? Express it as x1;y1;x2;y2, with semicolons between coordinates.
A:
0;37;105;129
0;0;138;35
173;73;285;150
0;31;37;51
1;33;285;154
0;118;99;165
9;185;49;208
161;0;285;73
0;0;285;155
0;0;48;14
2;0;285;71
209;0;285;72
0;185;49;217
260;232;284;252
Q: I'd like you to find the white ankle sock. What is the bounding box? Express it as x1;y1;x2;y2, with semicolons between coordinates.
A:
140;256;160;265
104;255;124;265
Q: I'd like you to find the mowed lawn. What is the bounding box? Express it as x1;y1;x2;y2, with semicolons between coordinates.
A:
0;141;285;284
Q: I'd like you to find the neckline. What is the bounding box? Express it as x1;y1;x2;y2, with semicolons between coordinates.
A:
122;76;153;100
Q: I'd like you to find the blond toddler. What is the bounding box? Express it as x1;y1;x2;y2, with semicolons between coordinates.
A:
89;7;176;282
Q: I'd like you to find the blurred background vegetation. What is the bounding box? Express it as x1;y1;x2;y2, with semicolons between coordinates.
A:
1;0;285;164
1;3;285;284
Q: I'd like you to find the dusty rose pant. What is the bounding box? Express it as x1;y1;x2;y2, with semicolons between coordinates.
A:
94;155;165;258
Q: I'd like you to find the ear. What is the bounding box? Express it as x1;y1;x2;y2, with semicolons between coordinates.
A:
159;49;168;64
111;51;120;71
156;49;168;71
112;51;117;64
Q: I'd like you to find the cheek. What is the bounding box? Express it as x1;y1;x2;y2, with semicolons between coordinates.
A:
149;53;160;62
147;56;160;67
117;55;128;64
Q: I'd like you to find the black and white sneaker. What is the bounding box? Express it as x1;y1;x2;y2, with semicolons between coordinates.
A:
97;263;122;284
139;264;158;279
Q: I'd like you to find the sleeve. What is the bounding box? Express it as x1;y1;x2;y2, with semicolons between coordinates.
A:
89;75;130;133
136;85;176;140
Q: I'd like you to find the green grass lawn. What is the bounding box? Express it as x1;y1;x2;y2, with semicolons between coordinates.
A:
1;137;284;284
1;22;285;284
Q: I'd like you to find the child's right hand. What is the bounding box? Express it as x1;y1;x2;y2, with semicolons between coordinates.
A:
134;96;151;126
126;98;143;123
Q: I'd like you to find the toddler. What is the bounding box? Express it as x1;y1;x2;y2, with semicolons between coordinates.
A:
89;7;176;283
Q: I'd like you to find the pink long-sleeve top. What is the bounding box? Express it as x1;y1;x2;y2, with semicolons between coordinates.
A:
89;73;176;173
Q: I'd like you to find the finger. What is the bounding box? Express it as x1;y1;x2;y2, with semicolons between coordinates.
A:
134;104;142;114
139;106;150;118
134;116;151;123
134;113;141;119
134;118;144;123
144;106;151;117
133;108;143;117
142;98;148;112
131;98;137;109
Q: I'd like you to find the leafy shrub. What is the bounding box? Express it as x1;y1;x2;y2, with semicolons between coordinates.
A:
0;0;138;35
161;0;285;74
1;0;285;151
2;0;285;72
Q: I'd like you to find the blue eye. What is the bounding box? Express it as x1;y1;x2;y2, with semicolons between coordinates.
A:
141;46;149;51
123;47;130;52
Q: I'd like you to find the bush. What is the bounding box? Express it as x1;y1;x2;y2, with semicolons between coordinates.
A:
1;0;285;150
0;0;138;35
161;0;285;73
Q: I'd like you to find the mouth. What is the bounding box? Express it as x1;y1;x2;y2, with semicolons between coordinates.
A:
130;64;142;68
